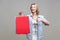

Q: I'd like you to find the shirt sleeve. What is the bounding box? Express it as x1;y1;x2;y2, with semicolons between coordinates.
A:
39;15;45;19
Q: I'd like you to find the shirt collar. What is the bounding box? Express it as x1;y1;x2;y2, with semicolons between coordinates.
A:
30;14;40;18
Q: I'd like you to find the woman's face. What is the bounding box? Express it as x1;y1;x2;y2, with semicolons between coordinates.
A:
31;4;37;13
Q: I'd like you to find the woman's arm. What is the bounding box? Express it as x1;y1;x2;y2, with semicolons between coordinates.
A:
42;18;50;25
38;18;50;25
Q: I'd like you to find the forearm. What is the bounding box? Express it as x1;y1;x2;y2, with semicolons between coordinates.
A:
42;18;50;25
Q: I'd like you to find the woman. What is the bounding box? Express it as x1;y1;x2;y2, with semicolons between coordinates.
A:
26;3;50;40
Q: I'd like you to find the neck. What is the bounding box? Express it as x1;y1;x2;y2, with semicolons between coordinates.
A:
32;12;37;16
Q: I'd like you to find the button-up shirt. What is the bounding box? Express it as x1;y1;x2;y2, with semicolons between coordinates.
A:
26;14;45;40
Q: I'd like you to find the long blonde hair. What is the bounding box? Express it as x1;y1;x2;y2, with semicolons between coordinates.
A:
30;3;39;15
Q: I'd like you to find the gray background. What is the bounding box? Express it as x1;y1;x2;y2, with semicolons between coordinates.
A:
0;0;60;40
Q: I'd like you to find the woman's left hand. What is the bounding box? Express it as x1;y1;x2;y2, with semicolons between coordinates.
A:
38;18;43;22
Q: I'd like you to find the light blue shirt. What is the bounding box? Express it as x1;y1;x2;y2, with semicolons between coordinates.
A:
26;14;45;40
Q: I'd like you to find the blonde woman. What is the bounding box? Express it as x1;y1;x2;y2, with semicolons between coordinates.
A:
26;3;50;40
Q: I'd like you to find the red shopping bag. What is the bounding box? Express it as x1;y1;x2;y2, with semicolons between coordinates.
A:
16;16;30;34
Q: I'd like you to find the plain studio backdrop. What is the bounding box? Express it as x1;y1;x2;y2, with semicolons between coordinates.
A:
0;0;60;40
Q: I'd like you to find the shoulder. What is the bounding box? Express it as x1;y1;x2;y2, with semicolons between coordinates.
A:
38;15;44;18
